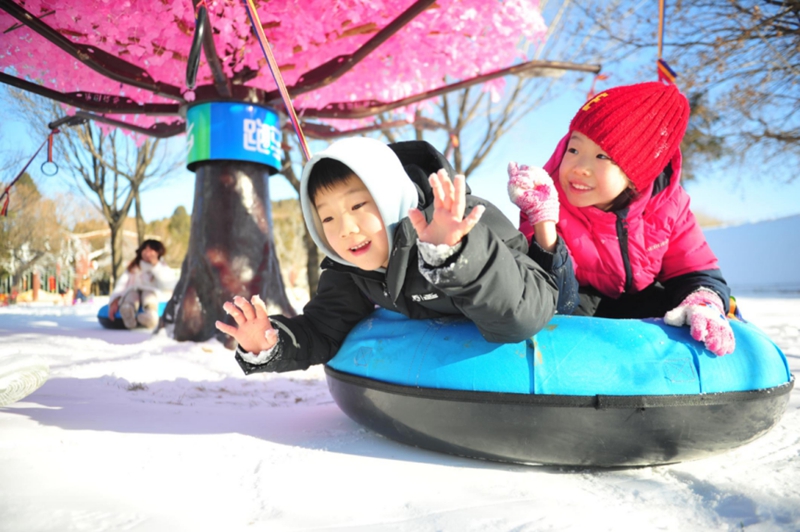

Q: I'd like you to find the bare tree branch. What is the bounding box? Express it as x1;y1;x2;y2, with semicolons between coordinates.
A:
4;91;184;281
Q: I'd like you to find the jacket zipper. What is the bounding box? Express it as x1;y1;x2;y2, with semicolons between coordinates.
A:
616;214;633;293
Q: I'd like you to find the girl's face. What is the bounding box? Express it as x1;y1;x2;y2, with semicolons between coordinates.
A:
141;245;159;265
558;131;632;211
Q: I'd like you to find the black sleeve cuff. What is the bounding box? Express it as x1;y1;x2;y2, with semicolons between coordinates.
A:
528;236;579;315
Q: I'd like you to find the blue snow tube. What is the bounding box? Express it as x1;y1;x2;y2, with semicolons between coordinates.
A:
325;309;793;467
97;302;168;329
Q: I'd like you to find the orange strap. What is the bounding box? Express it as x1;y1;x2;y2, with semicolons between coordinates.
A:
242;0;311;162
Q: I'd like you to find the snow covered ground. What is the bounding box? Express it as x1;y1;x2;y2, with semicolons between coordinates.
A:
1;218;798;532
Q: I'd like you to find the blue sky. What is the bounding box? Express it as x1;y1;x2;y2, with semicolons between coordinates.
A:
146;88;800;227
3;85;800;228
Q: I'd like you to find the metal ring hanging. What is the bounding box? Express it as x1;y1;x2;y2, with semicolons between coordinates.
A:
1;130;57;215
40;130;59;175
40;161;58;176
185;5;208;90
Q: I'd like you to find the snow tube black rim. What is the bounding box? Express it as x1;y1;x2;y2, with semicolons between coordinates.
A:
325;367;794;467
326;367;794;408
97;316;127;330
97;302;167;330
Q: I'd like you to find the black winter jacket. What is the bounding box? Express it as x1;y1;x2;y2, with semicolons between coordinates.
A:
236;141;558;374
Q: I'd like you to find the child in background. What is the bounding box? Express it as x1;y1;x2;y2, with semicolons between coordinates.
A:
507;81;736;356
108;239;175;329
216;137;558;374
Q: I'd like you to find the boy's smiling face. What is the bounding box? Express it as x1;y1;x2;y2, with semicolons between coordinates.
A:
314;175;390;271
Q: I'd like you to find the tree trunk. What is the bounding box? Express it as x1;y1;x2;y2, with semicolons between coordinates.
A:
164;160;295;347
134;188;145;247
109;221;125;285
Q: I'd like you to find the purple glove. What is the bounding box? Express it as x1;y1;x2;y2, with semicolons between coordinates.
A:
664;289;736;356
507;162;559;225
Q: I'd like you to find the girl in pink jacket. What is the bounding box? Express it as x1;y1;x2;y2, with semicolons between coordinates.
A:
508;81;735;356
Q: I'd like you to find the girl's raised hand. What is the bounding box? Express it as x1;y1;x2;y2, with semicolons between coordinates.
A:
408;169;485;247
507;162;559;225
215;295;279;353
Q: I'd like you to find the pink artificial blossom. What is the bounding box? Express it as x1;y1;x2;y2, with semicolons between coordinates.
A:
0;0;547;132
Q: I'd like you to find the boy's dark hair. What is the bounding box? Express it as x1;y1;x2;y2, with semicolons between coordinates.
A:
307;158;357;203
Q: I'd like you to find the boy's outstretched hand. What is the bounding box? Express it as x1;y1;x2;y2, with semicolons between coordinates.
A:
408;169;485;247
215;295;279;354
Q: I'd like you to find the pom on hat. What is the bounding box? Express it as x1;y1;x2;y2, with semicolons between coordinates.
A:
569;82;690;192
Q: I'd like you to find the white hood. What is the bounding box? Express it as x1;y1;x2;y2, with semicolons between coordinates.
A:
299;137;419;268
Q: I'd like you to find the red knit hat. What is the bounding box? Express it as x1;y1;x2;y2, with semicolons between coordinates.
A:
569;81;690;192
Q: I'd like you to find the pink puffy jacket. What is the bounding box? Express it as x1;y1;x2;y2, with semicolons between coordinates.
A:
519;134;720;298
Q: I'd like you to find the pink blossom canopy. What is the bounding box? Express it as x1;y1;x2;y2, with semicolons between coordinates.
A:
0;1;547;129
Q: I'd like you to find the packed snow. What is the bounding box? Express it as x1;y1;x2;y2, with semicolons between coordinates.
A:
0;217;798;532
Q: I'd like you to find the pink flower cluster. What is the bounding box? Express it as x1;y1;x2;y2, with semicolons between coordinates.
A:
0;0;547;132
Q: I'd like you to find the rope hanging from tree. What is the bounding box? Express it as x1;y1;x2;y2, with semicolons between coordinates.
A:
241;0;312;162
0;130;59;217
657;0;677;85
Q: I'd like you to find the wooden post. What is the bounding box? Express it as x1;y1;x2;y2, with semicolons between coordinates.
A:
32;272;40;302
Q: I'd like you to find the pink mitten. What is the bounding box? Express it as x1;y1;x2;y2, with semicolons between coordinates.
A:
507;162;559;225
664;289;736;356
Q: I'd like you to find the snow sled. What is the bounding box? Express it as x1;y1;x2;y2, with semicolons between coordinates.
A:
97;302;168;329
0;353;49;407
325;309;794;467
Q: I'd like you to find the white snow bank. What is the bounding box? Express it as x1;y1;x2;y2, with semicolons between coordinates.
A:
704;214;800;294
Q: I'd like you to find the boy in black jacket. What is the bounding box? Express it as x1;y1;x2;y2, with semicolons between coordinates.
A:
216;137;557;374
